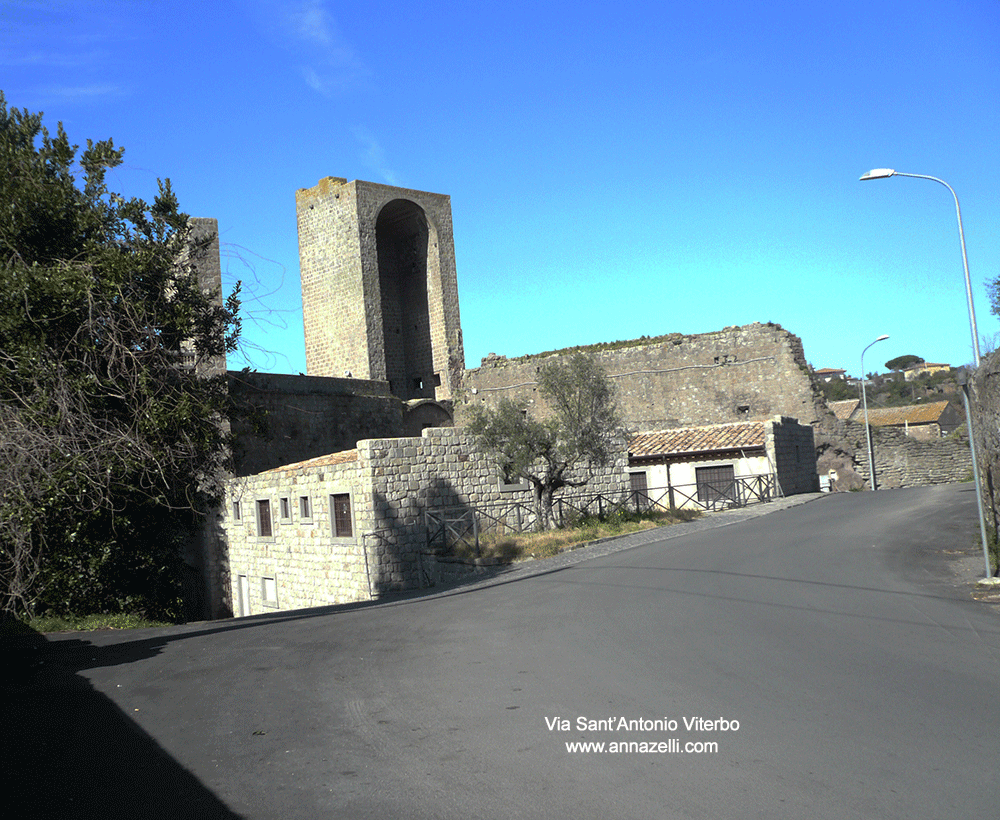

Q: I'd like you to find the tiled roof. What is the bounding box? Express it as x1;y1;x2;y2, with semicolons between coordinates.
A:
263;449;359;473
629;422;766;459
815;367;846;375
828;399;859;421
861;401;951;427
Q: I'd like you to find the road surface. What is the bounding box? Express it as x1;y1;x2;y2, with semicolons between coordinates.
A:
9;483;1000;818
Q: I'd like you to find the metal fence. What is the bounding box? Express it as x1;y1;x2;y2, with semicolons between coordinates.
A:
425;474;777;553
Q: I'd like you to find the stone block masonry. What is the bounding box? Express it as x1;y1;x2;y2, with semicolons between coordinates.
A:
850;424;971;490
766;416;819;495
970;350;1000;544
460;323;821;432
227;370;406;476
296;177;465;403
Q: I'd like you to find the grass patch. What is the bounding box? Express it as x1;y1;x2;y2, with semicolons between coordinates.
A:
19;612;174;634
449;508;702;563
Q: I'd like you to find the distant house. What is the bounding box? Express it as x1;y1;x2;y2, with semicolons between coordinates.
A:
627;417;817;510
814;367;847;382
903;362;950;382
844;400;962;441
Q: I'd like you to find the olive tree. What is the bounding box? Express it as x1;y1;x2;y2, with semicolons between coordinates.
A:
467;353;626;530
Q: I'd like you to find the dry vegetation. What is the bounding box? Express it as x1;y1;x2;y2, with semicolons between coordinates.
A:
449;508;702;563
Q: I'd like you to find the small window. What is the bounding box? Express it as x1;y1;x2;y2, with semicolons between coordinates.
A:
413;377;423;391
299;495;312;521
331;493;353;538
232;500;242;521
736;405;750;417
433;373;442;387
279;497;291;522
256;499;273;538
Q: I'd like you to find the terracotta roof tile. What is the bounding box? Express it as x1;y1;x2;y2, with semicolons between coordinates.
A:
629;422;766;459
828;399;859;420
861;401;951;427
263;449;359;473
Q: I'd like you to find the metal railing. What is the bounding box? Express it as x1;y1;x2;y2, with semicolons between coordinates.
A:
425;474;777;552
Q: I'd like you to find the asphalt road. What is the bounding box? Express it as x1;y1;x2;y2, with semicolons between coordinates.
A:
8;483;1000;819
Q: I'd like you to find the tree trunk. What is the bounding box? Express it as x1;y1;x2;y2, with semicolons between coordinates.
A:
533;485;558;531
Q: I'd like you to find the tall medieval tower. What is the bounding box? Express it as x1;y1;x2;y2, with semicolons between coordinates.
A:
295;177;465;403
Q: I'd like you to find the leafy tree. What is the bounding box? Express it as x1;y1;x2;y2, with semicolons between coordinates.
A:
885;355;923;371
0;93;241;618
817;377;856;403
467;353;626;530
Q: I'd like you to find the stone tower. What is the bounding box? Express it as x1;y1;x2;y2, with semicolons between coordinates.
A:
296;177;465;402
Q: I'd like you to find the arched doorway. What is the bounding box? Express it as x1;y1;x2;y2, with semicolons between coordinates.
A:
376;199;434;400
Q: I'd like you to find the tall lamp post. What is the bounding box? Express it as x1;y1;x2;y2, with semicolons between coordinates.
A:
861;335;889;491
860;169;992;576
859;169;980;366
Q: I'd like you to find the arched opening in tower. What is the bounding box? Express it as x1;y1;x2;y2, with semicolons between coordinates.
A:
375;199;433;400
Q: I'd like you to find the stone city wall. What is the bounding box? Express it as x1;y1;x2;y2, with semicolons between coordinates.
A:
970;350;1000;540
460;323;821;432
228;370;405;476
850;423;972;490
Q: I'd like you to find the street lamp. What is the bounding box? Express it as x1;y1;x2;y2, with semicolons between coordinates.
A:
860;335;889;491
859;169;980;365
860;168;992;576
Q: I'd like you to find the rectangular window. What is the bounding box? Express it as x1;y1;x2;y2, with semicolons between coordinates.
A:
256;499;273;538
232;500;242;521
299;495;312;521
279;496;291;522
331;493;353;538
261;575;278;608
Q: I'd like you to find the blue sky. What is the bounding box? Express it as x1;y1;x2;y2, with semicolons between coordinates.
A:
3;0;998;377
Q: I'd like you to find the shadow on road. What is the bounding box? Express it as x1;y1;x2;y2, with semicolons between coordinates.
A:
3;621;242;820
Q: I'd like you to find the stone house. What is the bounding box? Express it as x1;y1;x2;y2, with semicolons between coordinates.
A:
903;362;950;381
627;417;818;510
221;427;629;616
